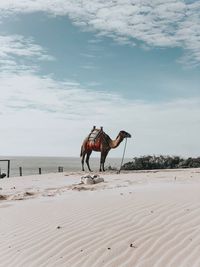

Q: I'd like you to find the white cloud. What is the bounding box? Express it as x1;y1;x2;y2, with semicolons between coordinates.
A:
0;34;54;72
0;71;117;118
0;70;200;157
0;0;200;66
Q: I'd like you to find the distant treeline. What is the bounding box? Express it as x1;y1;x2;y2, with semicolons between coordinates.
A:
122;156;200;170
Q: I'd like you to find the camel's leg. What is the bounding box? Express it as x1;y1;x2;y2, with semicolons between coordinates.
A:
99;162;102;172
81;151;86;171
102;151;109;172
99;151;105;172
86;151;92;172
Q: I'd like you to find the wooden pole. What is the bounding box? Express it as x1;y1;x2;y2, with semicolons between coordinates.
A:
19;167;22;176
7;160;10;178
58;166;63;172
0;160;10;178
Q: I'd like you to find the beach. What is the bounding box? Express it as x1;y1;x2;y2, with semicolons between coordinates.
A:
1;168;200;267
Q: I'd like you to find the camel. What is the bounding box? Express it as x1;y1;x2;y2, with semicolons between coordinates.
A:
80;126;131;172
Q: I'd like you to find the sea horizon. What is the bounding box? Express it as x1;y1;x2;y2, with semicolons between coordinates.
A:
0;156;131;177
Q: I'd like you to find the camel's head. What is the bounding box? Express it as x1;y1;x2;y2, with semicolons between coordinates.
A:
119;130;131;139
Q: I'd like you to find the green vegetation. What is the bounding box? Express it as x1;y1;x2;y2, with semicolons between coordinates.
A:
122;156;200;170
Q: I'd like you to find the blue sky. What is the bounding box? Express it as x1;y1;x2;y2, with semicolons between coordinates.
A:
0;0;200;157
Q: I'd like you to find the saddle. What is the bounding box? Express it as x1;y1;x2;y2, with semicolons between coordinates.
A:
87;126;104;151
88;126;104;142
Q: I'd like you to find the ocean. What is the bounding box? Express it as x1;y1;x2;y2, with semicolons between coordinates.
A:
0;156;131;177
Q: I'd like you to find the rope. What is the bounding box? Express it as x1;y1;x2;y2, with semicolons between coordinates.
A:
118;137;128;174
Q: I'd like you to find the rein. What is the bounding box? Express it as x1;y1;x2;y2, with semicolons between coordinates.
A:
118;137;128;174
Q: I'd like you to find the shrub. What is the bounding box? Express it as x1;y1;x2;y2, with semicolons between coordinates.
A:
122;156;200;170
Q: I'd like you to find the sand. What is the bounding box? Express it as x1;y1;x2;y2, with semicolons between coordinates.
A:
0;168;200;267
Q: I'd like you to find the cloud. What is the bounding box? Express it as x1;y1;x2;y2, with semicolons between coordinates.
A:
0;0;200;66
0;70;200;157
80;53;96;58
0;71;121;119
0;34;54;72
81;64;96;70
0;1;199;157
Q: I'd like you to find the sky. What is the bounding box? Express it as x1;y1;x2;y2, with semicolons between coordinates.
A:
0;0;200;158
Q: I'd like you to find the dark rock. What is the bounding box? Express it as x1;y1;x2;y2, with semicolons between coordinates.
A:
0;173;6;179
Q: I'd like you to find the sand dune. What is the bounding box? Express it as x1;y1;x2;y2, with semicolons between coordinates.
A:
0;169;200;266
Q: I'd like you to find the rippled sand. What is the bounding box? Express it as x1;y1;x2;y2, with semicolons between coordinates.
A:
0;168;200;267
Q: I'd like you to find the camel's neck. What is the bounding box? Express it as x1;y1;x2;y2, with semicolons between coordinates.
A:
109;134;123;149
